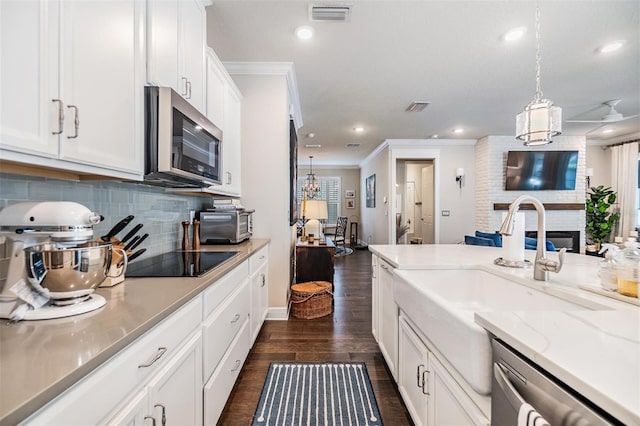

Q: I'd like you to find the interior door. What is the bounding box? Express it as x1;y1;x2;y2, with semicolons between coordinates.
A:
421;164;434;244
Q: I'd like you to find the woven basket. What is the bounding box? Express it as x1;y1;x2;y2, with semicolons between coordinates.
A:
291;281;333;319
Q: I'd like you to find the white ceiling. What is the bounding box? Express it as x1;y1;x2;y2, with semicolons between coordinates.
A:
206;0;640;166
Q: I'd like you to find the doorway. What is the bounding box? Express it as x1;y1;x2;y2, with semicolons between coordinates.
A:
395;160;435;244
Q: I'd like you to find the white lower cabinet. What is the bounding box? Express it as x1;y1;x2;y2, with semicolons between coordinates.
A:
398;314;489;426
249;245;269;344
371;254;379;341
378;258;398;380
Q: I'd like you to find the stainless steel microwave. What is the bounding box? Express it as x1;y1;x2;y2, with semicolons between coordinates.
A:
197;209;254;244
144;86;222;187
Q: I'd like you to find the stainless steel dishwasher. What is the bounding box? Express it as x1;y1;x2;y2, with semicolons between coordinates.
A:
491;338;620;425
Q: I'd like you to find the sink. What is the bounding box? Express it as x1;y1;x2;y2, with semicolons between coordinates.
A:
393;268;608;395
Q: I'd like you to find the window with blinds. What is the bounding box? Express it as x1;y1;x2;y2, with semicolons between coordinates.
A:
297;177;342;223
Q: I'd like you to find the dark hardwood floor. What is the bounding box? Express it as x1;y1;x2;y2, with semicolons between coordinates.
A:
218;248;413;425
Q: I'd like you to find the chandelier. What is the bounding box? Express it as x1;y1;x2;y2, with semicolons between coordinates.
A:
515;2;562;146
304;156;320;199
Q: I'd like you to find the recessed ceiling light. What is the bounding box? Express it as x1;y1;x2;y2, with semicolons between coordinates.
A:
453;128;464;134
354;127;365;133
431;134;439;139
502;27;527;42
295;25;314;40
306;132;315;138
305;144;322;148
598;40;626;53
602;129;614;134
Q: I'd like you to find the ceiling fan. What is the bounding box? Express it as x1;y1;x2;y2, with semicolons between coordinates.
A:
566;99;640;123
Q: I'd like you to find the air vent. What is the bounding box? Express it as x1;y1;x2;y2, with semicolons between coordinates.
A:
406;101;431;112
305;144;322;148
309;5;352;22
346;143;360;148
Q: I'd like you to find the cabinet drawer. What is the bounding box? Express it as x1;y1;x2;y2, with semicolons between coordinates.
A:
203;319;250;426
23;297;202;425
203;260;248;317
203;279;250;380
249;245;269;275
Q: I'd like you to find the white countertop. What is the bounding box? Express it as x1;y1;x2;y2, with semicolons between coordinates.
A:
370;244;640;425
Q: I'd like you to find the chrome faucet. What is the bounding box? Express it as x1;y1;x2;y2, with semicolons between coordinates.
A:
499;195;566;281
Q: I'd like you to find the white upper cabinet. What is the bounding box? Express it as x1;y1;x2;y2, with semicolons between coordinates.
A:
0;0;144;179
205;48;242;196
147;0;206;112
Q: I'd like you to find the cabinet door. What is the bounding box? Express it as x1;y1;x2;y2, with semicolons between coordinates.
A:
205;49;226;128
250;262;269;344
146;0;179;90
147;331;203;426
105;388;148;426
221;84;242;195
0;0;59;157
429;354;488;426
59;0;143;174
371;254;379;341
178;0;205;111
378;259;398;380
398;317;429;426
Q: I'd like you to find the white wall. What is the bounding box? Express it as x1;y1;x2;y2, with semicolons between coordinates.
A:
586;144;612;189
359;140;476;245
234;74;293;311
475;135;587;251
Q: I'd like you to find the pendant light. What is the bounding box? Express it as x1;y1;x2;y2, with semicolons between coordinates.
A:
304;156;320;199
515;2;562;146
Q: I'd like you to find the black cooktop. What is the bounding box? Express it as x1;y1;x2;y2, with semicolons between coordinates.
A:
125;251;239;277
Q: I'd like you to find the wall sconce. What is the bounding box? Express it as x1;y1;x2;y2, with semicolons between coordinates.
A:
586;167;594;189
455;168;465;189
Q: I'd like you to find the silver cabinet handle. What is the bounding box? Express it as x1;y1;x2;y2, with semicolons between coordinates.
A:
231;359;241;372
144;416;156;426
186;80;192;99
181;77;188;97
66;105;79;139
51;99;64;135
259;255;265;260
154;404;166;426
421;370;430;395
138;347;167;368
226;171;232;185
417;364;425;388
230;313;241;324
260;273;266;287
380;264;389;270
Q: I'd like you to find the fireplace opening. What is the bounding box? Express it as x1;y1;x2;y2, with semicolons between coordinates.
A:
525;230;581;253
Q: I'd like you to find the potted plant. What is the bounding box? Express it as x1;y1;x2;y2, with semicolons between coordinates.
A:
585;185;620;251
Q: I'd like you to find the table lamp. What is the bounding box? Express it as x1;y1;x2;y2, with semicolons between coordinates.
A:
303;200;328;239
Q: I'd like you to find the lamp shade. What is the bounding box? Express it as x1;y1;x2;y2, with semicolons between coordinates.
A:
304;200;328;220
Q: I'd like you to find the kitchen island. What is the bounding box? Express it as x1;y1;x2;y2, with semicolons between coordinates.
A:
0;239;269;425
369;244;640;425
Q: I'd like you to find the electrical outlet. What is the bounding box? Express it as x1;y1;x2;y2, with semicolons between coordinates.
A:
441;210;451;216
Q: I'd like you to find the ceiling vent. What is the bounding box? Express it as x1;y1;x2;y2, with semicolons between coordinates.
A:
309;4;352;22
346;143;360;148
305;144;322;148
406;101;431;112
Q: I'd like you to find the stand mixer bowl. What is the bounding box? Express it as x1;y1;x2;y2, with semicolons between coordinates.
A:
24;242;113;306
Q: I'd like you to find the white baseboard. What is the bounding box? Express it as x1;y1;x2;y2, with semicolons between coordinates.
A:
266;307;289;320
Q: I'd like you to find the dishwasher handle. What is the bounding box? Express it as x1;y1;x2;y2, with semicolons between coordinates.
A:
494;362;526;411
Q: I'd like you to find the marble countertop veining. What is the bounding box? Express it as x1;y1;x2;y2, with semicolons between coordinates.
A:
0;239;270;426
369;244;640;425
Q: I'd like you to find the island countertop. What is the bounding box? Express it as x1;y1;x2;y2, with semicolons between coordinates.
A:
369;244;640;425
0;239;269;425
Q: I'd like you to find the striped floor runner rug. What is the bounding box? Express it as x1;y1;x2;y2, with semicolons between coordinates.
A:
252;362;383;426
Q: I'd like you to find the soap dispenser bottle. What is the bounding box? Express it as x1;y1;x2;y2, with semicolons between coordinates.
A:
617;238;640;297
598;244;620;291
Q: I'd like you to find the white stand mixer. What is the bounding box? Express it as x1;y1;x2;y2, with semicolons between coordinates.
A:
0;201;107;320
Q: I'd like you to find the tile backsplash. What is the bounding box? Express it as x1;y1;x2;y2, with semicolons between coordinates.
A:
0;173;212;257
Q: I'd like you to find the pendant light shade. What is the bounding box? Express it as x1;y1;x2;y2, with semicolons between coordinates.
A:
515;2;561;146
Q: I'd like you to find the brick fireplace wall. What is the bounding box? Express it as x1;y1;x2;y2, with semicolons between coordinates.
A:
475;135;587;253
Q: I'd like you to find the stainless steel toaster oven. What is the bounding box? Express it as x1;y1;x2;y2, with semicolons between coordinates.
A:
197;209;254;244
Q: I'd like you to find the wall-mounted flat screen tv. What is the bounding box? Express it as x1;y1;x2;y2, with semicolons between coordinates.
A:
505;150;578;191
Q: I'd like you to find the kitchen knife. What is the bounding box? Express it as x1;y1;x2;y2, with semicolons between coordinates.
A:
101;215;134;242
129;233;149;250
120;223;144;244
123;235;140;252
128;248;147;262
